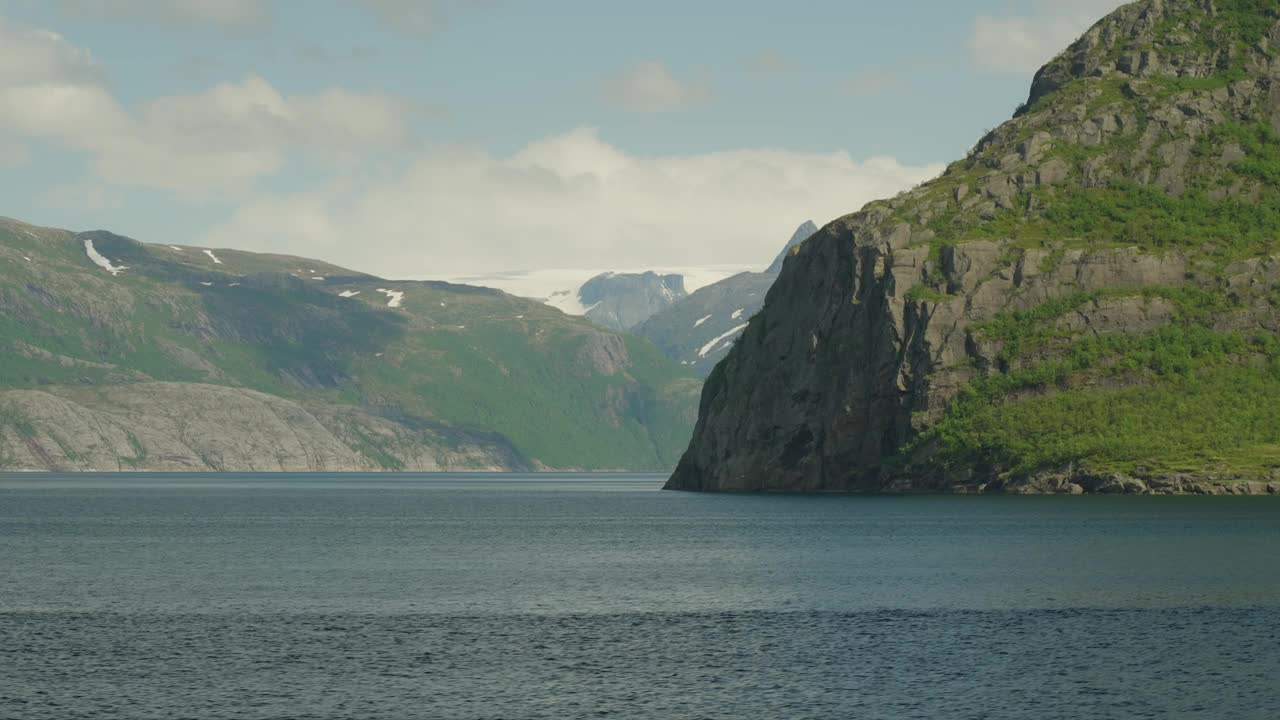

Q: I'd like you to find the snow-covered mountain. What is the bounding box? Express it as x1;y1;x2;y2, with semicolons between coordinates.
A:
445;221;818;348
446;265;752;321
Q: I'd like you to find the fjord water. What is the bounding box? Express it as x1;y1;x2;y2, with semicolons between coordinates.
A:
2;475;1278;719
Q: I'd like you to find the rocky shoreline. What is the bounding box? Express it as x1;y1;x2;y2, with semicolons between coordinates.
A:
953;472;1280;496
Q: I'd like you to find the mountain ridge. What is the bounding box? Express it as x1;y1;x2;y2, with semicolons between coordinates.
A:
0;216;699;472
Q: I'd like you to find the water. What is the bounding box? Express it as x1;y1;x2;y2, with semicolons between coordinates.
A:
1;474;1278;719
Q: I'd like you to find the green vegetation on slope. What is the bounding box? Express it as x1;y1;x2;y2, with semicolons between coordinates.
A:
910;289;1280;478
921;364;1280;478
862;3;1280;481
0;219;699;471
919;179;1280;258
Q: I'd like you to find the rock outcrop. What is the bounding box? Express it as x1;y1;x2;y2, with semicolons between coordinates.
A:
669;0;1280;494
766;221;820;275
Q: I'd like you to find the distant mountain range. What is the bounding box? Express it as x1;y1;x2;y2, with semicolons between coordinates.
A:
457;222;820;375
579;271;687;331
0;217;699;472
636;221;819;374
447;223;820;348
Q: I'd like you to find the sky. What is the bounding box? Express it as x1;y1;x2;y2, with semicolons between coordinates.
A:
0;0;1125;280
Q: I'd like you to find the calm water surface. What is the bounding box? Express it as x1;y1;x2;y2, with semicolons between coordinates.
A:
1;473;1278;718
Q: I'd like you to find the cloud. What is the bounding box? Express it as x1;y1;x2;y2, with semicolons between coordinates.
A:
0;18;412;195
0;24;106;86
970;0;1125;74
357;0;436;36
601;62;712;112
54;0;271;28
836;67;900;98
200;127;945;278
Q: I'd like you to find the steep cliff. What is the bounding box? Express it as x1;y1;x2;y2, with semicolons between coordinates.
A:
766;221;820;275
669;0;1280;494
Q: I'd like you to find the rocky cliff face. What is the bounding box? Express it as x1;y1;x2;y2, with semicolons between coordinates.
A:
0;384;525;472
766;220;819;275
669;0;1280;494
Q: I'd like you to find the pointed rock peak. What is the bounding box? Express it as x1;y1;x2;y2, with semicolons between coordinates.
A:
767;220;819;274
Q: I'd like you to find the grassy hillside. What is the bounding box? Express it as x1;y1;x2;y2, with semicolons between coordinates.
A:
860;0;1280;482
0;217;700;471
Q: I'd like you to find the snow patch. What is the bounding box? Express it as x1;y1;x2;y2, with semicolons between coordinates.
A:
443;264;753;316
199;282;213;286
203;249;223;265
311;276;326;281
22;256;31;262
84;239;127;276
169;246;183;251
377;288;405;308
698;323;748;358
339;290;361;298
23;231;38;239
694;314;712;327
731;308;745;320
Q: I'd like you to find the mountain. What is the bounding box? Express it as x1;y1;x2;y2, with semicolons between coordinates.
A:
0;218;700;472
445;266;747;322
766;220;819;275
636;221;818;374
668;0;1280;495
579;271;687;331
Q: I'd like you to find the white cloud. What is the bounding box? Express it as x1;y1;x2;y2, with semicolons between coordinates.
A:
601;62;712;112
55;0;271;28
201;127;945;278
0;18;412;195
0;18;131;143
970;0;1125;74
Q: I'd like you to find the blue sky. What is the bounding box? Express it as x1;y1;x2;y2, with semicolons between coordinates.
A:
0;0;1122;278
